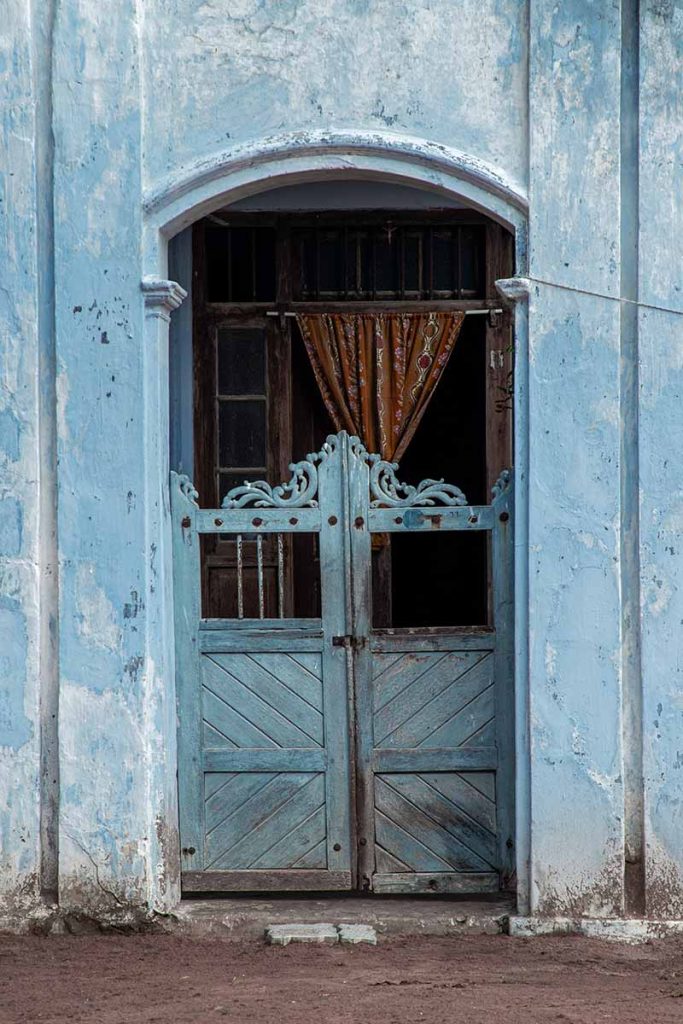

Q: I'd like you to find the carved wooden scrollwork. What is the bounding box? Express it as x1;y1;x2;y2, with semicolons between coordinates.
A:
222;460;320;508
368;457;468;508
176;474;199;506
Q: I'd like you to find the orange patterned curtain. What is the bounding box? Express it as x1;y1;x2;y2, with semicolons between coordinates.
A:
296;312;465;462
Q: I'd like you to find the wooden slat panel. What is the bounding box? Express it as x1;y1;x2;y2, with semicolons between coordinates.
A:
386;774;497;866
373;652;445;713
203;749;326;773
292;840;327;868
421;772;497;837
205;772;276;835
205;772;316;867
250;652;323;712
214;653;323;744
250;804;327;869
418;684;494;749
203;721;238;749
375;776;490;872
372;872;499;895
373;747;497;773
375;810;453;872
202;686;278;749
203;657;321;748
182;870;352;891
459;771;496;802
374;653;489;747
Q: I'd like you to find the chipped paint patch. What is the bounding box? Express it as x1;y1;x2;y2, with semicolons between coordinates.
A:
75;564;121;652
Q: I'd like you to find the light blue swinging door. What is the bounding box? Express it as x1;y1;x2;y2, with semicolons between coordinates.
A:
171;432;513;893
346;441;515;895
171;438;355;891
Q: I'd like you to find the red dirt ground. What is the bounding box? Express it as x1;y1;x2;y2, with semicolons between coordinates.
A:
1;933;683;1023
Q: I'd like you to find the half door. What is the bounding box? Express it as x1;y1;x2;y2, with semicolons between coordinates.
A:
171;443;354;891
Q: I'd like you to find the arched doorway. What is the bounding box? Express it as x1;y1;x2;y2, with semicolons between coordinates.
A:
167;177;517;895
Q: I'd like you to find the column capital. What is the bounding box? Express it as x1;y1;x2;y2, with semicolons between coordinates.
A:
142;278;187;321
495;276;531;304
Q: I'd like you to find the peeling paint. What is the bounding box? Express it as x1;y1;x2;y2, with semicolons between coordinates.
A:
1;0;682;927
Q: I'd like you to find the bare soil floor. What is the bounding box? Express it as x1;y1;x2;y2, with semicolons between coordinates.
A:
2;933;683;1024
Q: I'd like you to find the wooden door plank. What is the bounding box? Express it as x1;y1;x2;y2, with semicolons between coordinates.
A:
214;652;324;743
292;839;327;869
372;652;445;713
387;774;497;866
205;771;316;867
182;869;352;892
203;658;320;748
420;772;497;837
250;652;323;712
416;684;495;750
373;747;497;773
376;655;492;749
205;772;277;835
202;685;279;749
317;437;354;878
373;872;499;895
375;810;454;873
214;774;325;870
250;803;327;869
375;776;490;872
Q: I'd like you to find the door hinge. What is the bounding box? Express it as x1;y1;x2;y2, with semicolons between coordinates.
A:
332;634;367;651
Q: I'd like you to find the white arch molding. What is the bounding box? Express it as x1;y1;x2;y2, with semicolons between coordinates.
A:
139;131;532;914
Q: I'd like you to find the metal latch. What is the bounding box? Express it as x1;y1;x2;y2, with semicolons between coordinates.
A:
332;635;367;650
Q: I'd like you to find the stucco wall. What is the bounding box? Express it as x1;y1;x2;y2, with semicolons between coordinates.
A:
1;0;682;927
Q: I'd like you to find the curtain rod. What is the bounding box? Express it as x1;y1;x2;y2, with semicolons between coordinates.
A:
265;309;502;318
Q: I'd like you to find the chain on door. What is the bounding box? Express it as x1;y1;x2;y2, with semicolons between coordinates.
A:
171;431;513;893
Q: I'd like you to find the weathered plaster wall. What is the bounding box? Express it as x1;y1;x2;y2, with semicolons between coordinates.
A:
638;0;683;919
142;0;528;193
527;0;625;917
1;0;682;926
0;0;44;925
51;0;179;917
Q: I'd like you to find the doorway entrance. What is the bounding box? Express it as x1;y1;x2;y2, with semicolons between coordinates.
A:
170;201;515;894
171;432;513;893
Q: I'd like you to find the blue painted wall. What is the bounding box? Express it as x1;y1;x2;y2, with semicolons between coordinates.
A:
0;0;681;925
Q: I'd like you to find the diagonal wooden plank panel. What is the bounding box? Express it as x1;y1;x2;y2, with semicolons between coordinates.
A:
375;845;412;874
250;653;323;712
292;839;327;868
380;661;494;749
220;653;324;742
250;804;327;869
203;657;320;748
420;772;497;837
459;771;496;802
205;772;311;866
375;776;490;872
372;653;403;681
415;684;495;750
374;652;487;744
210;774;325;870
458;715;496;748
373;652;446;714
205;771;237;801
389;773;497;866
375;810;453;872
205;772;277;836
202;686;278;749
203;720;238;750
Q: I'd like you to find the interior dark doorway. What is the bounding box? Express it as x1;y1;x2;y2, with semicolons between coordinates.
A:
191;209;513;631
